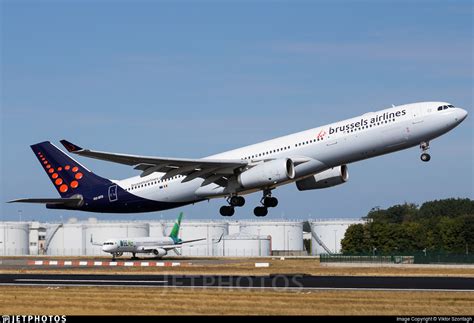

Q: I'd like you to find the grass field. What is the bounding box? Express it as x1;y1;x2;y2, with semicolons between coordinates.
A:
0;286;473;315
3;258;474;277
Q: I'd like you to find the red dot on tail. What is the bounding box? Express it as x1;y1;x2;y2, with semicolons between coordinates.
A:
48;168;54;174
52;173;58;179
58;167;63;171
65;165;70;170
70;181;79;189
72;166;79;172
59;184;68;193
75;173;83;180
55;178;63;186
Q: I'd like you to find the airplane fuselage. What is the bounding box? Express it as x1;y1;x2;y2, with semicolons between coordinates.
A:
44;101;467;213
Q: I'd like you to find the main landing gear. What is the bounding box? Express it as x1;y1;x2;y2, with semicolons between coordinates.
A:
420;141;431;162
219;195;246;216
254;190;278;217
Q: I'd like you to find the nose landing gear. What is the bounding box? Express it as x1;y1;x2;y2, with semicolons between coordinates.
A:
420;141;431;162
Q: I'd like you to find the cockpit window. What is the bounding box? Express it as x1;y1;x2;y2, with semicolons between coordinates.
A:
437;105;453;111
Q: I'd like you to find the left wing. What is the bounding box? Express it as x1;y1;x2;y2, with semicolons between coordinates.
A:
161;238;207;251
140;238;208;252
60;140;247;186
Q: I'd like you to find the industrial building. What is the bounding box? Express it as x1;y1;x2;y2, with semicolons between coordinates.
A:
0;217;365;257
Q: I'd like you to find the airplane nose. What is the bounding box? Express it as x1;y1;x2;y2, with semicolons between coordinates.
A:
457;108;468;122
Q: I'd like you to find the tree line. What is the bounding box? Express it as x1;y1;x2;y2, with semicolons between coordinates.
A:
341;198;474;254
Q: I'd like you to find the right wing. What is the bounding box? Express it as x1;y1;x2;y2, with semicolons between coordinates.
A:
60;139;247;186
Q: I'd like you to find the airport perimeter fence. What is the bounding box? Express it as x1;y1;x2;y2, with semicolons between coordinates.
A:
320;253;474;264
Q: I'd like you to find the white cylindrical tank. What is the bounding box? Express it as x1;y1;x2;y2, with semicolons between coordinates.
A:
83;221;149;256
149;221;166;238
46;222;84;256
0;222;29;255
310;219;366;255
228;221;240;235
216;234;271;257
164;221;228;256
239;221;304;251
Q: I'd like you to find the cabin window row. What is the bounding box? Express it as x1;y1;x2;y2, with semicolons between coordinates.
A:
127;175;184;191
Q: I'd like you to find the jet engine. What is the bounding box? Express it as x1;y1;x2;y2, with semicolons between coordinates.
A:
295;165;348;190
238;158;295;189
152;248;167;257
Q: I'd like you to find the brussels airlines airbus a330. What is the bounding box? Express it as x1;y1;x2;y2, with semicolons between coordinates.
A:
9;101;468;217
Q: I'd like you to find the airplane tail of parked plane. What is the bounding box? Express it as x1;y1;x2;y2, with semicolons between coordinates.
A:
169;212;184;243
30;141;111;198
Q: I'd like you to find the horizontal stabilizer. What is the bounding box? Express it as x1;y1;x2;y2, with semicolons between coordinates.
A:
8;197;83;207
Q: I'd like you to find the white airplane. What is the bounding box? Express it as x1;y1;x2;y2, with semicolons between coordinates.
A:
9;101;468;217
94;212;207;260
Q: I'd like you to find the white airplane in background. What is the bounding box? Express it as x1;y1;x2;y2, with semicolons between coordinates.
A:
9;101;468;217
92;212;207;260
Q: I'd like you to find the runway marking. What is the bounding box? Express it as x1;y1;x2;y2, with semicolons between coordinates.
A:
25;260;186;267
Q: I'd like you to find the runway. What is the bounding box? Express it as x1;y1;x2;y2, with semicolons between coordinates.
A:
1;273;473;291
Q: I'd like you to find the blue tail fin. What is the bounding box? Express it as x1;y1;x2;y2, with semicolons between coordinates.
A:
31;141;111;197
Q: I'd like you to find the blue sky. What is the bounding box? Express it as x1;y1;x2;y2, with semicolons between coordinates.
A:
1;1;472;222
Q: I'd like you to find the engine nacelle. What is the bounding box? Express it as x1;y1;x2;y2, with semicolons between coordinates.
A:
152;248;167;257
296;165;349;191
238;158;295;189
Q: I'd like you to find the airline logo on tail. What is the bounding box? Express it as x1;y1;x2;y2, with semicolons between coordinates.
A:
35;149;84;195
169;212;184;243
30;141;112;199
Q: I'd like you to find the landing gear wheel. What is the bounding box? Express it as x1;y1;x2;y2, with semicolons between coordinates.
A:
420;153;431;162
263;197;278;208
419;141;431;162
254;206;268;217
229;196;245;207
220;206;235;216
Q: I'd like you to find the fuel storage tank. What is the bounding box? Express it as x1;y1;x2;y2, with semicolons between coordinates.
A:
216;233;271;257
0;222;29;255
310;219;366;255
239;220;304;252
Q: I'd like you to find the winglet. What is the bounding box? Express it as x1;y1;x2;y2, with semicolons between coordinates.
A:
60;139;83;153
